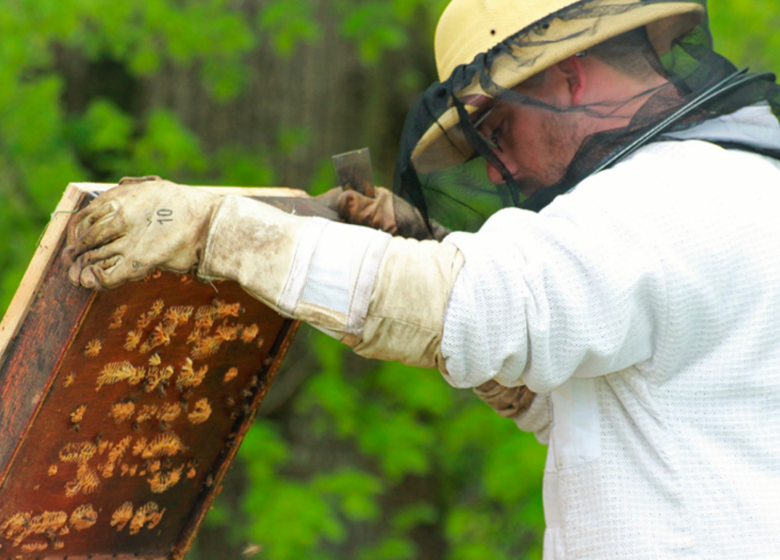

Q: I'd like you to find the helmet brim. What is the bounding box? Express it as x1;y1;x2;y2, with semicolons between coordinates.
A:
411;2;704;174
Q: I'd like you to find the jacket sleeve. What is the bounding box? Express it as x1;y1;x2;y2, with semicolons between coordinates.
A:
440;183;669;394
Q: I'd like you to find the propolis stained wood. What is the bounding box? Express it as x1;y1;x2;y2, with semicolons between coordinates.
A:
0;183;335;559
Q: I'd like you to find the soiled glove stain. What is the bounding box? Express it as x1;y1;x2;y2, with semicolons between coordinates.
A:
62;177;221;290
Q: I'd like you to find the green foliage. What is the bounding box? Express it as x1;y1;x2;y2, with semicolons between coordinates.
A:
277;126;312;158
257;0;322;57
129;109;208;177
234;332;546;559
214;145;278;187
336;0;448;65
709;0;780;73
339;2;410;64
308;158;340;197
69;1;256;80
235;420;384;560
76;99;134;153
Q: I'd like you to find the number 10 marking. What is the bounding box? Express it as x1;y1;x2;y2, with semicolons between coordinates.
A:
157;209;173;225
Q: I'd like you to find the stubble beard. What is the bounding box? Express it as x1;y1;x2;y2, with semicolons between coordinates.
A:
522;112;586;197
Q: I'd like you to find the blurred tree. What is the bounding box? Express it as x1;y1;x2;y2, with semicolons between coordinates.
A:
708;0;780;73
1;1;779;559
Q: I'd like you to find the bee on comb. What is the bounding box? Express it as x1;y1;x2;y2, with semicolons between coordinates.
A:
84;339;102;358
142;433;186;459
187;399;212;425
96;361;145;391
129;502;165;535
148;465;184;494
241;324;260;343
109;304;128;329
111;502;134;532
69;504;98;532
176;358;208;391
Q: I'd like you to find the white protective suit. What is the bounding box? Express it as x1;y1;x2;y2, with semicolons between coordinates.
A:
442;105;780;559
200;105;780;559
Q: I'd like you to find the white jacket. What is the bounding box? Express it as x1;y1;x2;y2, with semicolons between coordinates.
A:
441;107;780;559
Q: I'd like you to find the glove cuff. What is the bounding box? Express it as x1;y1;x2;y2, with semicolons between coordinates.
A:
348;237;464;370
198;195;310;312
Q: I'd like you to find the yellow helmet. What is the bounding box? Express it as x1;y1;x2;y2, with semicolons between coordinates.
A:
411;0;704;173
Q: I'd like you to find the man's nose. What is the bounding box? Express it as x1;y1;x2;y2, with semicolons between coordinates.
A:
485;154;517;185
486;161;504;184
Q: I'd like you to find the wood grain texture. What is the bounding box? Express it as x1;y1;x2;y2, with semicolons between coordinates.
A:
0;184;86;367
0;183;333;559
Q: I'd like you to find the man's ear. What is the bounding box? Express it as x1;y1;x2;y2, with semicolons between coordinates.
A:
556;55;587;106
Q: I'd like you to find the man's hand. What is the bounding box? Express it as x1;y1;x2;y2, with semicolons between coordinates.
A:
62;178;221;290
317;186;451;241
473;380;537;418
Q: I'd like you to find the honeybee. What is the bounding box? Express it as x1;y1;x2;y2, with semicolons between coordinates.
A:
69;504;98;531
241;324;260;343
191;336;222;359
109;305;128;329
223;367;239;383
151;299;165;316
84;339;102;358
129;502;164;535
63;372;76;388
188;399;212;425
125;330;142;351
70;405;86;424
110;402;136;424
142;433;186;459
111;502;134;531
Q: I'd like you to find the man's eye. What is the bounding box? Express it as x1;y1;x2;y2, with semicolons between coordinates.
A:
490;125;503;152
473;106;504;152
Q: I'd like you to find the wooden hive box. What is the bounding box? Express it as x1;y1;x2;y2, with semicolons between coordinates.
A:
0;183;335;559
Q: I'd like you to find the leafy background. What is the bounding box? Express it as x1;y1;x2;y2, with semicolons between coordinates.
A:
0;1;778;558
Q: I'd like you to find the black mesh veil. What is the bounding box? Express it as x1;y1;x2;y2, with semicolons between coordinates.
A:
393;0;780;233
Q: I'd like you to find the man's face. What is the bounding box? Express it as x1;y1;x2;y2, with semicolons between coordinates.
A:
475;84;586;196
469;52;672;195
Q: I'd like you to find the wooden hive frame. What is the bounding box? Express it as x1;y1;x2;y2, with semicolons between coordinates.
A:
0;183;334;559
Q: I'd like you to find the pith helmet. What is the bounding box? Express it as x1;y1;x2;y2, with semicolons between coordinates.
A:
411;0;705;173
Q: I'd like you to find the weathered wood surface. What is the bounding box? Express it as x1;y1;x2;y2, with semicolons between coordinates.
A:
0;183;335;559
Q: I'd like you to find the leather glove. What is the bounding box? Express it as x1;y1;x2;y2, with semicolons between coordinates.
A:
473;379;537;418
317;187;451;241
62;177;221;290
